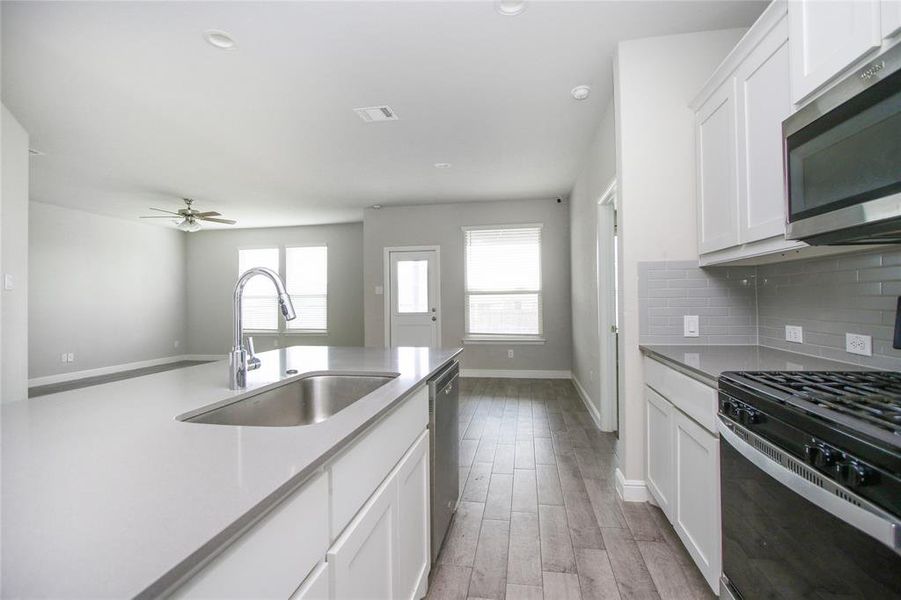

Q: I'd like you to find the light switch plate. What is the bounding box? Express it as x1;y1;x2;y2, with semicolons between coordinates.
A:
67;352;75;362
785;325;803;344
3;274;13;291
683;315;699;337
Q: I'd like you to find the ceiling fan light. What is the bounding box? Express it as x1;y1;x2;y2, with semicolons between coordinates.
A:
177;218;202;233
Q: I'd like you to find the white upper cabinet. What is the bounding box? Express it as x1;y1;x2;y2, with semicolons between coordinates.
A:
884;0;901;39
696;78;740;254
789;0;883;104
736;14;792;243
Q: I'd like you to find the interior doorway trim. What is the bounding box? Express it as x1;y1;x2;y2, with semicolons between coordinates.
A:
382;245;442;349
597;179;618;432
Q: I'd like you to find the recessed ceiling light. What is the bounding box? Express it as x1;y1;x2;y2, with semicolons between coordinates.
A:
496;0;526;16
370;204;383;209
28;148;45;156
571;85;591;101
434;162;452;169
203;29;236;50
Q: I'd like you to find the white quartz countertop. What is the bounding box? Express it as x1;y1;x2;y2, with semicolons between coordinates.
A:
1;345;461;598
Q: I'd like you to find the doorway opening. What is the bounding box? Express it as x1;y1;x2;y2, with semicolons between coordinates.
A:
383;246;441;348
597;180;619;433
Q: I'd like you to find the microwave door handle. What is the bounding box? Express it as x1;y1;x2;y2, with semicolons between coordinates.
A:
718;416;901;554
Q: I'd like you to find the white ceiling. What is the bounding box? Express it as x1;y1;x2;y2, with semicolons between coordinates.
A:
2;1;766;229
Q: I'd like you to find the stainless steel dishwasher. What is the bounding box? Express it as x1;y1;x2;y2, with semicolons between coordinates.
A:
428;361;459;563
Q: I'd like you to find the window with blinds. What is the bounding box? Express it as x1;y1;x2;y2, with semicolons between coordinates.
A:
238;248;280;331
286;246;327;331
237;246;328;332
464;225;542;338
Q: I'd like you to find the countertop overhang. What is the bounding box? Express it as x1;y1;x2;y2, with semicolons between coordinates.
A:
1;345;461;598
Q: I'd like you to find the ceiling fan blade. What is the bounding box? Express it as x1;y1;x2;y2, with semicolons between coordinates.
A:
199;216;237;225
140;216;180;219
193;211;221;217
149;207;182;215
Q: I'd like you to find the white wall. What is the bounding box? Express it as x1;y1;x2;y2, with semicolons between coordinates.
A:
363;199;571;374
569;103;616;414
1;105;29;402
185;223;364;355
614;29;745;483
28;202;188;378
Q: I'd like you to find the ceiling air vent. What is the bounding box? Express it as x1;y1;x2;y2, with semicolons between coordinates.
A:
354;105;398;123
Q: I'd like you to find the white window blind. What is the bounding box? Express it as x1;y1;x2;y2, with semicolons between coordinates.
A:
464;226;542;337
238;248;280;331
286;246;327;331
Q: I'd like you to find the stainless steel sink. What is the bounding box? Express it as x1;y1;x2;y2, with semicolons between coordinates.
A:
181;373;398;427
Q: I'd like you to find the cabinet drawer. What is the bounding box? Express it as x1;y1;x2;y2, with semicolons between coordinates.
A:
329;385;428;538
174;471;329;599
643;357;717;433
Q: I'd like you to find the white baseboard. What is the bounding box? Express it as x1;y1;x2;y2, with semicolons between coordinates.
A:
459;369;572;379
571;374;602;430
615;467;649;503
28;354;222;387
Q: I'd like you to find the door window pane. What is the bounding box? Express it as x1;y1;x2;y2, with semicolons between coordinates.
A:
396;260;428;313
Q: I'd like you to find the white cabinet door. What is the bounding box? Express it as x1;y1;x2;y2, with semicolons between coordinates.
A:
329;473;397;600
673;410;721;594
736;13;792;243
395;432;430;600
884;0;901;38
697;79;740;254
789;0;882;103
645;387;675;520
291;562;330;600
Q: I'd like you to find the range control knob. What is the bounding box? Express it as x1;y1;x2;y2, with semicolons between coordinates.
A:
805;443;835;469
835;461;874;489
739;408;761;426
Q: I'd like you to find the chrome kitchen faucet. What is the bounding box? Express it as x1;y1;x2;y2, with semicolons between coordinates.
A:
229;267;296;389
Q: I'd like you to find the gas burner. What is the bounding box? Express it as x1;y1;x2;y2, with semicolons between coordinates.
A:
738;371;901;436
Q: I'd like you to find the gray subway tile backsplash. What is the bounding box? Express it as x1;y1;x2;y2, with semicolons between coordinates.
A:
638;248;901;370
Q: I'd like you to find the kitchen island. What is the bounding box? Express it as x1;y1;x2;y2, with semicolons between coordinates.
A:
2;345;461;598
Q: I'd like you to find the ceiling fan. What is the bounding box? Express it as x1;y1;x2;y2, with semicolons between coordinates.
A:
139;198;237;232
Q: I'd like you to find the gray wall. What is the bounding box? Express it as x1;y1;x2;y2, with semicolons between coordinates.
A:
28;202;188;378
568;102;616;411
758;249;901;370
186;223;364;355
2;105;29;402
636;248;901;371
638;260;757;345
363;199;572;373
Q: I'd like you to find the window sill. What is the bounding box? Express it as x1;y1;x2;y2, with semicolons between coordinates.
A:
244;330;329;336
462;336;546;345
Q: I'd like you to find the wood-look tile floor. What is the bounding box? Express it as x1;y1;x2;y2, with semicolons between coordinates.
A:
428;378;715;600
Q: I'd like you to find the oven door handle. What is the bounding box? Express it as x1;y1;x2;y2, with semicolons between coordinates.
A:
718;416;901;554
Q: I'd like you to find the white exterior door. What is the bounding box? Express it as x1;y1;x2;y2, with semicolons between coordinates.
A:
388;249;439;347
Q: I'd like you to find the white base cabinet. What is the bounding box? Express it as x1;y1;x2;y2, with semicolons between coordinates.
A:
175;385;432;600
672;410;721;593
644;357;721;594
329;431;429;600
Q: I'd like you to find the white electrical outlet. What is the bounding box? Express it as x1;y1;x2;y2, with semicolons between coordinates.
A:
3;274;13;291
173;340;180;349
846;333;872;356
683;315;699;337
60;353;68;363
67;352;75;362
785;325;803;344
507;349;514;359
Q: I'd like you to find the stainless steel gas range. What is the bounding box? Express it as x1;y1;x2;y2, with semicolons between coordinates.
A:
717;371;901;599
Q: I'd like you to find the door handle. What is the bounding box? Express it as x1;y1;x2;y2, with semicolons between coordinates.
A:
432;316;437;322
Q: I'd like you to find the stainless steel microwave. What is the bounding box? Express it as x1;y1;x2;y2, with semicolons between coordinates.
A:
783;43;901;245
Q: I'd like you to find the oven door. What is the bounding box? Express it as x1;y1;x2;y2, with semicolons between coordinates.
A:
718;416;901;599
784;44;901;245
